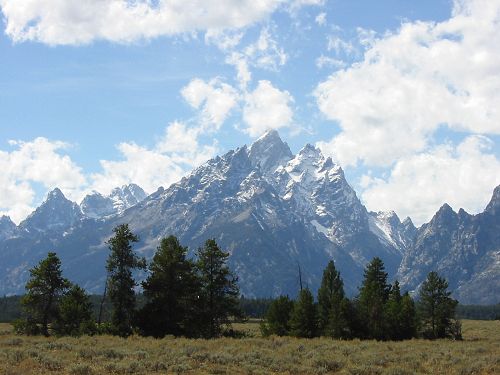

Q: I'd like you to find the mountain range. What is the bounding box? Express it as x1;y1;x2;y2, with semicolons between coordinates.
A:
0;131;498;304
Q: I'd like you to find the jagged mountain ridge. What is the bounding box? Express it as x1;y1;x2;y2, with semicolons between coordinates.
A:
0;131;498;303
80;184;147;219
397;188;500;304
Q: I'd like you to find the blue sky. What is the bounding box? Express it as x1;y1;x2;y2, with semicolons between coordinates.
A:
1;0;499;225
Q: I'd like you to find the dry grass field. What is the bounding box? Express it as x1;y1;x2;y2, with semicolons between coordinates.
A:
1;320;499;374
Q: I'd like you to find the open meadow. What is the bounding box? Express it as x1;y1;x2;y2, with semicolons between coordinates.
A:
0;320;499;374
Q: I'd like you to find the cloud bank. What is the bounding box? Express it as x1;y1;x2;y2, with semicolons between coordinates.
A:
0;0;286;45
315;0;500;224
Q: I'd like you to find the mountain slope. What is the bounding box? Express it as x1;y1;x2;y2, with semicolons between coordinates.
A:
0;131;497;303
397;188;500;304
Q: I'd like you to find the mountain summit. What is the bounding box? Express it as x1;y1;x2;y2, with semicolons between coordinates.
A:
0;133;498;303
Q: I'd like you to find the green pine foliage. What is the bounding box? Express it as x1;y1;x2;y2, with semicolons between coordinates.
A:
384;281;409;340
400;292;418;339
418;271;460;339
196;239;241;338
12;229;463;343
106;224;146;337
356;257;391;339
53;284;95;336
317;260;351;338
136;236;200;338
289;289;317;338
260;295;294;336
18;252;70;336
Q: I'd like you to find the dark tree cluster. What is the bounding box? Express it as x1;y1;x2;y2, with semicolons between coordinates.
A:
14;252;94;337
15;224;241;339
261;258;461;341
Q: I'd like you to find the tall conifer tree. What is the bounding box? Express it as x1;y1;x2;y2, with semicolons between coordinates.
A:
137;236;199;337
106;224;145;337
196;239;241;338
20;252;70;336
418;271;459;339
357;257;391;340
317;261;350;338
290;288;317;338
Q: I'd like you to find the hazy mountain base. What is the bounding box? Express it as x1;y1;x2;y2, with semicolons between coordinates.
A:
0;320;499;374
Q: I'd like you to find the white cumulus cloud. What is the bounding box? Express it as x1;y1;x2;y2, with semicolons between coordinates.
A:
315;0;500;167
361;135;500;226
0;138;87;223
0;0;286;45
242;80;294;136
90;122;217;195
181;78;239;130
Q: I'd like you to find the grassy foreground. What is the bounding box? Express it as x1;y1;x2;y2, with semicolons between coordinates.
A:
0;320;499;374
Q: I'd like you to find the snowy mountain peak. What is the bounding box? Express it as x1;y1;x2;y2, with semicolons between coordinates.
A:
46;187;66;201
110;184;147;212
81;184;147;219
80;191;115;219
402;216;414;226
425;203;459;231
20;188;82;233
248;130;293;175
297;143;322;158
368;210;415;254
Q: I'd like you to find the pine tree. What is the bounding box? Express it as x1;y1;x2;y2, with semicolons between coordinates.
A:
106;224;145;337
418;271;459;339
385;280;403;340
260;295;294;336
137;236;200;338
54;284;95;336
400;292;417;340
317;260;350;338
196;239;241;338
20;252;70;336
357;257;391;340
289;288;317;338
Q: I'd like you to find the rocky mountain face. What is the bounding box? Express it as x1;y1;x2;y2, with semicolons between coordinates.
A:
19;188;83;234
397;188;500;304
0;131;498;303
80;184;146;219
0;216;17;241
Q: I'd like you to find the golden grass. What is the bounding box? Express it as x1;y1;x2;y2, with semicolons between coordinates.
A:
0;320;499;374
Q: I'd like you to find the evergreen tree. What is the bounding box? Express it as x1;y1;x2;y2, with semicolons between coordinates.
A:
357;257;391;340
317;260;350;338
260;295;294;336
137;236;200;338
196;239;241;338
20;252;70;336
400;292;417;340
289;288;317;338
106;224;145;337
54;284;95;336
385;280;403;340
418;271;459;339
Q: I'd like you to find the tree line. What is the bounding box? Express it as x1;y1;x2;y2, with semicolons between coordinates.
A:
261;258;462;340
13;223;462;341
14;224;241;338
